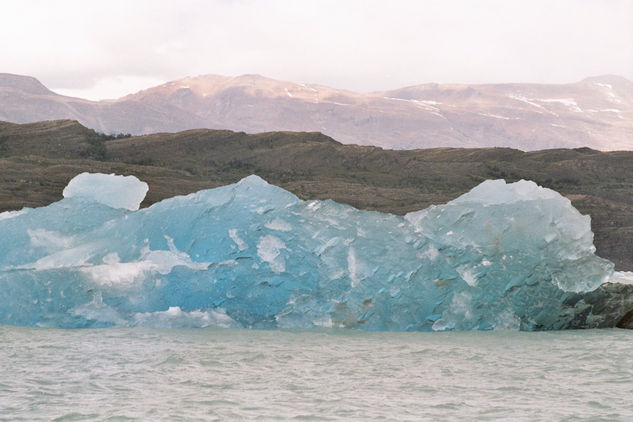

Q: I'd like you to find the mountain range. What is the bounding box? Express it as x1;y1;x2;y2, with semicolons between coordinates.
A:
1;73;632;150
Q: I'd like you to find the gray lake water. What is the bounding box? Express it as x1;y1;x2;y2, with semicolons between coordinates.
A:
1;326;632;421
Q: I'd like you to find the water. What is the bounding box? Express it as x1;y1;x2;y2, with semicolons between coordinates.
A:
2;327;632;421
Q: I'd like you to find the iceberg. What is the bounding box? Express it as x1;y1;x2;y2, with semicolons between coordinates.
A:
62;172;148;211
0;173;619;330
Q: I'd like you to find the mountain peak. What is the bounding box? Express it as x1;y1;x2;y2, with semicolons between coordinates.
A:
579;74;633;88
0;73;54;95
236;73;267;80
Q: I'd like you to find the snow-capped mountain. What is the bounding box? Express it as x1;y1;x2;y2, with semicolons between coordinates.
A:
1;72;632;150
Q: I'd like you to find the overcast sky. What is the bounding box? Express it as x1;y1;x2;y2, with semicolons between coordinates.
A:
1;0;632;100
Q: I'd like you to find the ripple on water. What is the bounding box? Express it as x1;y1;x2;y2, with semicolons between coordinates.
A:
1;327;633;421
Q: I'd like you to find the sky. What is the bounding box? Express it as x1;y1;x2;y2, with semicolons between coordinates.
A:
1;0;632;100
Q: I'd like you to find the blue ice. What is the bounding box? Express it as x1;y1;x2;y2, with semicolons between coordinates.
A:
0;173;614;330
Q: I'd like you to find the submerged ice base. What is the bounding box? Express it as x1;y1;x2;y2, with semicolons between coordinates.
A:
0;173;615;330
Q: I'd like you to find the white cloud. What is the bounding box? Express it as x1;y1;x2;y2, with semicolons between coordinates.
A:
55;75;168;100
1;0;631;99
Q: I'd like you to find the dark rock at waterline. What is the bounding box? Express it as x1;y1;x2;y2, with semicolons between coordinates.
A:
557;283;633;329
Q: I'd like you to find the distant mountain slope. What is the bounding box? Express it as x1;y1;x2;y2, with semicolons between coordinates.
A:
1;119;632;270
1;73;632;150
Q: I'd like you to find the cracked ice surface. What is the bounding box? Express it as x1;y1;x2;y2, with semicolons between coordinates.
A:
0;173;614;330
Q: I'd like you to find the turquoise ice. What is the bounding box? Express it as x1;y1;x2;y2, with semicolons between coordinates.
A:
0;173;614;330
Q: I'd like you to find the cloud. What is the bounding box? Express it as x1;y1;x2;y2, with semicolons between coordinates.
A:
1;0;631;99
